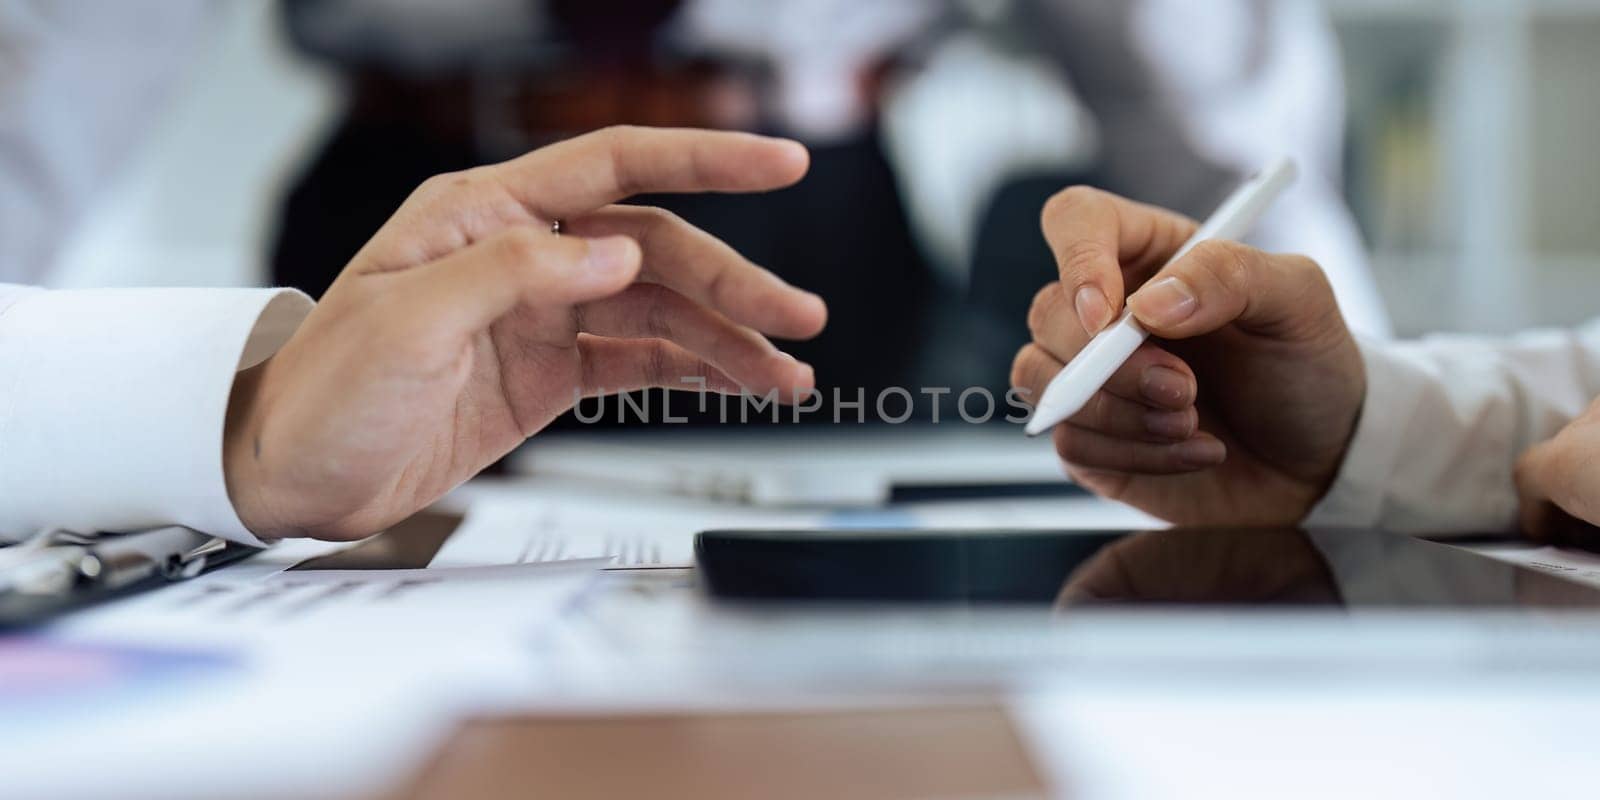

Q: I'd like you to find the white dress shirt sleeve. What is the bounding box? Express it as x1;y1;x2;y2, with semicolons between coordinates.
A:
0;284;313;545
1306;322;1600;535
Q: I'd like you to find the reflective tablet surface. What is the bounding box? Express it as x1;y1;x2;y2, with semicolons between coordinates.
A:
696;527;1600;608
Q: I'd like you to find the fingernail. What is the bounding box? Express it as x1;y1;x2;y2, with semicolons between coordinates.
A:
1128;277;1197;326
1139;366;1191;407
776;349;812;377
1174;437;1226;468
802;291;828;317
1074;286;1112;334
778;139;810;167
1143;409;1193;439
585;236;637;276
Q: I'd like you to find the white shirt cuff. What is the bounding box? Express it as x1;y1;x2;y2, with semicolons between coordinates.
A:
0;287;313;545
1304;338;1428;529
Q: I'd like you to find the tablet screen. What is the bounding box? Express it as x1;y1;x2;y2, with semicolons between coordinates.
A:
695;527;1600;609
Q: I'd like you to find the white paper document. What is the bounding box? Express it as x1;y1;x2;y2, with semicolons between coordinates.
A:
25;538;608;800
1467;541;1600;588
54;536;605;648
510;428;1067;506
433;493;822;569
263;557;614;584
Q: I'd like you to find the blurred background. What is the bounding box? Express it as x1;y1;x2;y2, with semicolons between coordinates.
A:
26;0;1600;364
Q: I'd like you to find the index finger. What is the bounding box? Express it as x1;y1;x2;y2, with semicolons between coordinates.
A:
569;205;827;340
493;126;811;221
1040;186;1196;336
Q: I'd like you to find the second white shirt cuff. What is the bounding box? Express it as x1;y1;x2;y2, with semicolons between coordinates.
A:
1303;338;1428;530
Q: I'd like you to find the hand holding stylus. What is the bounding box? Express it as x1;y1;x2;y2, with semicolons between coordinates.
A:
1024;160;1298;436
1010;184;1365;526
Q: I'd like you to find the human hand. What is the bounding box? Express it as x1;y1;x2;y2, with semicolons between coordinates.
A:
224;126;827;540
1515;396;1600;548
1010;187;1365;526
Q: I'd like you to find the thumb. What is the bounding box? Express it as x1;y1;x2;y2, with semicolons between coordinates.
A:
1124;240;1342;342
1039;186;1198;336
1513;411;1600;544
1514;437;1597;544
407;227;641;335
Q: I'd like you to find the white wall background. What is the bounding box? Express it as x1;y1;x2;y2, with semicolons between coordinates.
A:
1329;0;1600;334
50;1;336;289
44;0;1600;337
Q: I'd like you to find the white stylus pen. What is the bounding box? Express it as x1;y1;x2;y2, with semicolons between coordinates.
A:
1024;158;1298;437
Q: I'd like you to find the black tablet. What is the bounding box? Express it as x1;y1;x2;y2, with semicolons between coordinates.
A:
695;527;1600;608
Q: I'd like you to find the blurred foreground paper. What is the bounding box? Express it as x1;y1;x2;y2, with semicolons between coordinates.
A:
48;537;606;651
6;542;608;800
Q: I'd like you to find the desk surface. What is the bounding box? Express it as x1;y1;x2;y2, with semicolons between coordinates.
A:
20;481;1600;800
395;705;1045;800
384;559;1600;800
386;489;1600;799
